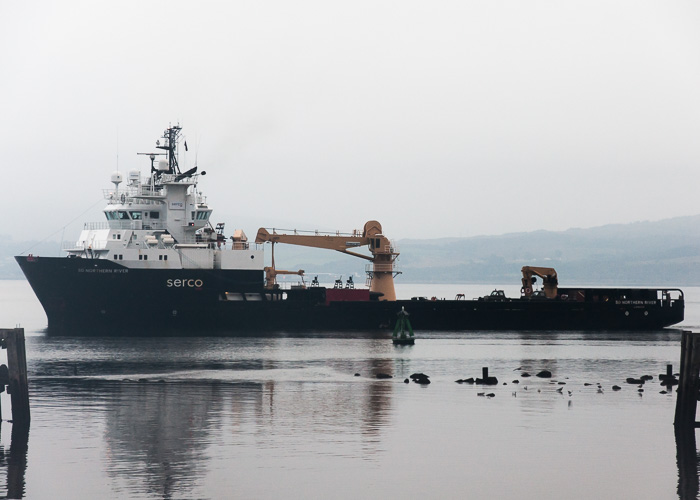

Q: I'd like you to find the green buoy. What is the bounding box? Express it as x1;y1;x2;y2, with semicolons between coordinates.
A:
392;307;415;345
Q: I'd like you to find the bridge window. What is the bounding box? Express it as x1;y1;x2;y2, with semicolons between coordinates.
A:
129;211;142;220
150;211;160;219
118;211;130;220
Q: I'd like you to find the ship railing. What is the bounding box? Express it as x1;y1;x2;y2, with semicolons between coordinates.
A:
82;221;168;231
103;189;165;204
264;282;307;291
159;173;199;185
101;173;198;202
659;288;684;306
172;236;259;250
83;222;112;230
62;241;84;251
261;227;363;237
366;262;398;273
386;241;399;255
62;240;108;251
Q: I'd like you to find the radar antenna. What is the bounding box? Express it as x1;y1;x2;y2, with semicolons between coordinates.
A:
136;152;166;174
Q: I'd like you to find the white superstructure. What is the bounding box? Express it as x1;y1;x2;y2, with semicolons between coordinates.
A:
65;124;264;271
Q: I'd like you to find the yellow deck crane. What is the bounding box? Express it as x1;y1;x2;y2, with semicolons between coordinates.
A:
255;220;399;301
264;242;305;289
521;266;559;299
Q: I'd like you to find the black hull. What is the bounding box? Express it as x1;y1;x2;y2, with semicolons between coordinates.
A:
16;256;685;336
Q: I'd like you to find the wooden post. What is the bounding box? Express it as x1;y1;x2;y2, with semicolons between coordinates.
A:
674;331;700;430
477;367;497;385
0;328;30;426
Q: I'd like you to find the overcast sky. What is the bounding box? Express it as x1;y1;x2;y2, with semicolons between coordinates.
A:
2;1;700;244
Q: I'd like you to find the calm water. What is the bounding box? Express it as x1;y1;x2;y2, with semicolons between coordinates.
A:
0;280;699;499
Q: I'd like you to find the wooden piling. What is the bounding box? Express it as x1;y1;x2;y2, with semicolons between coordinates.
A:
674;330;700;430
0;328;30;426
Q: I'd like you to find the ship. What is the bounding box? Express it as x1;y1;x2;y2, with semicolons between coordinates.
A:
15;124;685;335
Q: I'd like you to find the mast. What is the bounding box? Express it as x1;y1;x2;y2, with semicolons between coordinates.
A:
155;124;182;175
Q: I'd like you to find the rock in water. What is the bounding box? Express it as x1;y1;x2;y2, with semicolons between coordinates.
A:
411;373;431;385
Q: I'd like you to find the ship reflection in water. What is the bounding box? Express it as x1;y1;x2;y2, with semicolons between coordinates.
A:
100;377;392;498
3;331;699;499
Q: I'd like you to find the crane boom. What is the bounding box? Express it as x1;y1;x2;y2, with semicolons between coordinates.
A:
255;228;372;259
255;220;399;301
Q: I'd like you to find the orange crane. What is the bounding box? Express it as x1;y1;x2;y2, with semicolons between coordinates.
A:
521;266;559;299
263;242;305;289
255;220;399;301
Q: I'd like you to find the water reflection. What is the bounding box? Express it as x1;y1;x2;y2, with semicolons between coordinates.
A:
21;332;689;498
104;380;225;499
0;424;29;499
676;428;699;500
94;361;394;497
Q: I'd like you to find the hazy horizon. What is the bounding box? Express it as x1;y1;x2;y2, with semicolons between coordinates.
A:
6;213;700;251
2;1;699;242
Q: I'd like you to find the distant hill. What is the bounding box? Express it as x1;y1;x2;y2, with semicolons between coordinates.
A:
4;215;700;285
395;215;700;285
274;215;700;286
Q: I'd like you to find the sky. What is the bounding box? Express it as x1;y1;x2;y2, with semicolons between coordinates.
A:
2;1;700;243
